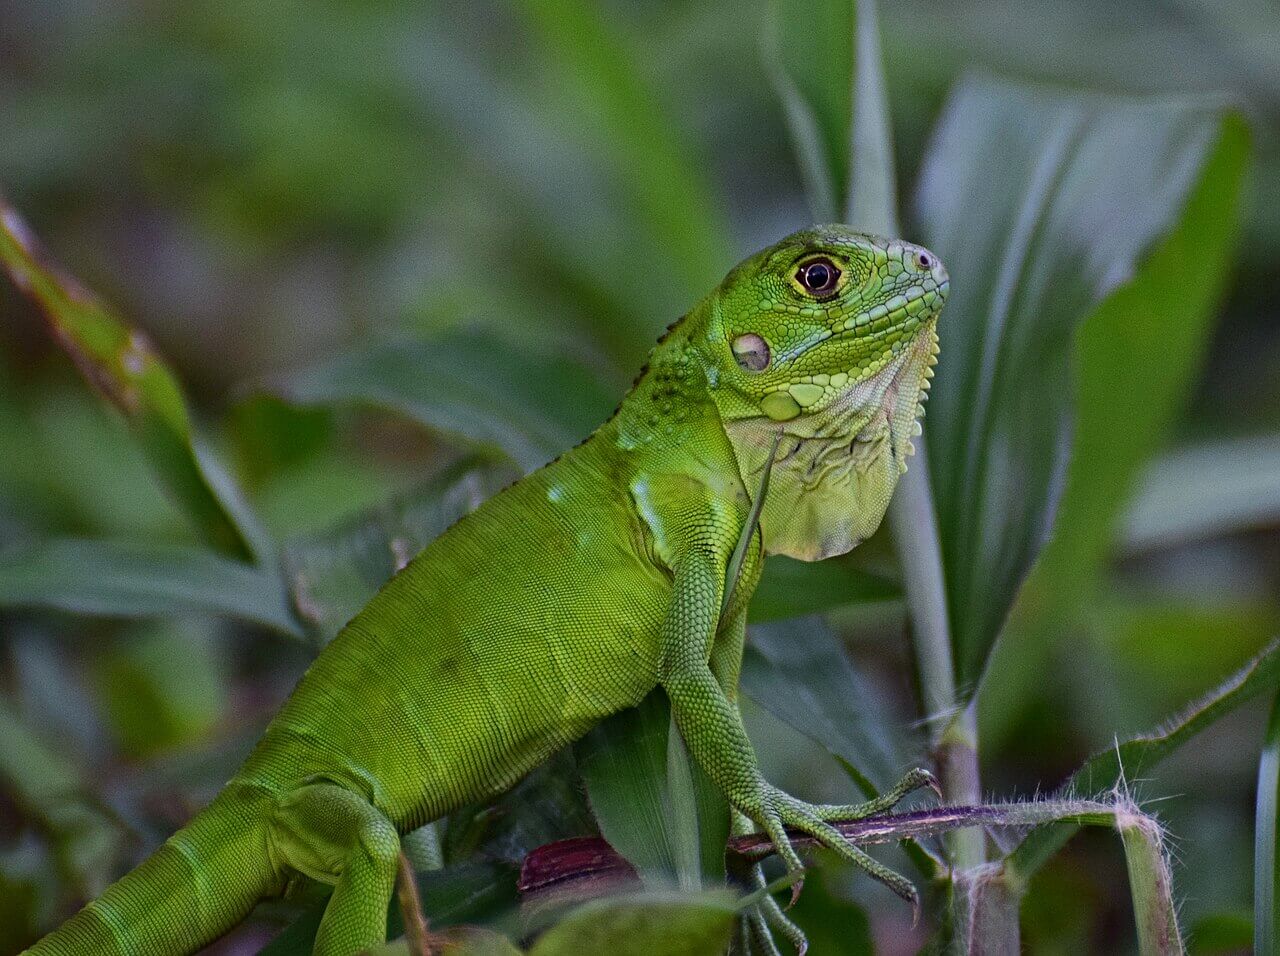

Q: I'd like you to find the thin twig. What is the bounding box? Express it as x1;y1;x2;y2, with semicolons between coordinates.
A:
397;852;433;956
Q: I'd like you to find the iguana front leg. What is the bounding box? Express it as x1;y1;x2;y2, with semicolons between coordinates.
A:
711;610;806;956
658;549;922;910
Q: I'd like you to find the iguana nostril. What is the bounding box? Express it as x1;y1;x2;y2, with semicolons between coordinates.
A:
732;333;770;371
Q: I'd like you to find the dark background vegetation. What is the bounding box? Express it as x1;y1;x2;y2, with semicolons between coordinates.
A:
1;1;1278;953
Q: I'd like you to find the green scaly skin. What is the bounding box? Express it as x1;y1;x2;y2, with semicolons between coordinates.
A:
26;225;948;956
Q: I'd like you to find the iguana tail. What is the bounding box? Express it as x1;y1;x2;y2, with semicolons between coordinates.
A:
25;788;280;956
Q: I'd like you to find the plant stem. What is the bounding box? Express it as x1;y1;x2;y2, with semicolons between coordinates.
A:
397;852;433;956
888;441;984;868
841;0;985;870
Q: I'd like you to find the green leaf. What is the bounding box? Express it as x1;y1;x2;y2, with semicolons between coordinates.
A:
576;691;727;890
0;199;261;560
912;78;1249;691
270;332;616;473
528;890;738;956
1122;434;1280;553
1005;637;1280;882
0;537;302;637
1257;692;1280;956
739;618;912;797
750;554;898;622
285;455;520;642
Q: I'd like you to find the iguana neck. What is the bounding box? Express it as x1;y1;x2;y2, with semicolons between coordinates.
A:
613;315;722;458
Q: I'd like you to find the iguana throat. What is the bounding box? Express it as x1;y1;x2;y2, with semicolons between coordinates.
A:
724;320;939;560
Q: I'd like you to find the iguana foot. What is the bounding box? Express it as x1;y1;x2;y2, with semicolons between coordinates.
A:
744;862;808;955
750;767;938;915
810;767;940;821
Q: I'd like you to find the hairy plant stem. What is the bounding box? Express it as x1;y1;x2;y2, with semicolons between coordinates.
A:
888;443;984;869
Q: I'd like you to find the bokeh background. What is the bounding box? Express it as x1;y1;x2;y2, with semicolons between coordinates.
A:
1;1;1279;953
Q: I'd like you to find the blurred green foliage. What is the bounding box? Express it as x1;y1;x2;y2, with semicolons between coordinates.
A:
1;0;1278;952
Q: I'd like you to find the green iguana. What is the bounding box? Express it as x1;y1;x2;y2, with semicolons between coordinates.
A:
27;225;949;955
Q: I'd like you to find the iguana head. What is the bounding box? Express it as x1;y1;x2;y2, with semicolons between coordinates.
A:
700;225;949;561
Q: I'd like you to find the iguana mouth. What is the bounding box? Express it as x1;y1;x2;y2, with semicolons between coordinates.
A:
767;278;947;392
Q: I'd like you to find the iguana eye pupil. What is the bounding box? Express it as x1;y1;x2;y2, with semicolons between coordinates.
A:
796;258;840;295
732;333;770;371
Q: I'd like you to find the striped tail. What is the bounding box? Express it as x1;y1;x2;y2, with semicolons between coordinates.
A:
26;789;279;956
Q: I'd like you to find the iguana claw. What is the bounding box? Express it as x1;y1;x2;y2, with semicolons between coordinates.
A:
751;765;937;916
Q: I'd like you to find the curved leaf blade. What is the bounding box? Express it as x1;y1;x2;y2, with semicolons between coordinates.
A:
1122;434;1280;553
270;332;615;473
750;554;898;622
740;617;914;797
913;78;1248;690
575;691;728;890
0;538;302;637
0;200;260;560
1006;637;1280;881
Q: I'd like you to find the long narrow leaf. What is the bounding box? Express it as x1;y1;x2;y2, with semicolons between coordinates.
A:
1006;637;1280;881
844;0;897;232
1123;435;1280;553
575;692;726;890
0;538;302;637
285;456;519;642
913;80;1249;691
740;618;912;797
0;200;260;560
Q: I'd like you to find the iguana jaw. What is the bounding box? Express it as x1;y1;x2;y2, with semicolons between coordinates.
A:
721;318;939;562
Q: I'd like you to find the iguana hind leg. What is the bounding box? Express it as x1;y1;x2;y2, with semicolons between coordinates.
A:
271;783;400;956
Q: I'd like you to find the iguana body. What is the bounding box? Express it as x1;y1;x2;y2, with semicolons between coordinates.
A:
28;226;948;955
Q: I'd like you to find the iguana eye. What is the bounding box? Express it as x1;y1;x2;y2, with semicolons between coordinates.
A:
732;333;770;371
796;257;841;296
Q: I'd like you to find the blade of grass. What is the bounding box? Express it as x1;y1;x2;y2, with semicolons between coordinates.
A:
761;0;840;221
848;0;984;869
1122;435;1280;554
844;0;896;233
270;332;614;473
